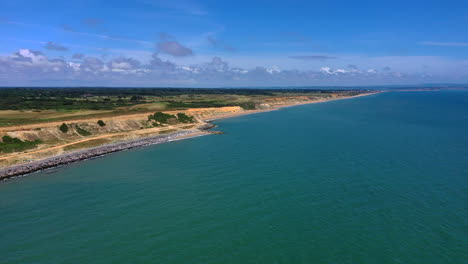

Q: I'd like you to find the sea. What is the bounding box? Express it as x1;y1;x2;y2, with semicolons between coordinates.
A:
0;90;467;263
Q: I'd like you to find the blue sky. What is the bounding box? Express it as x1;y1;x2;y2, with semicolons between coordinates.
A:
0;0;467;86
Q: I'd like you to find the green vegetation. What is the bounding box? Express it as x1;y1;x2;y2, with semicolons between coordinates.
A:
176;113;195;123
238;101;256;110
0;87;365;111
75;125;92;136
0;136;42;153
148;112;176;124
97;120;106;126
0;88;368;127
147;112;196;126
164;100;229;109
59;123;69;133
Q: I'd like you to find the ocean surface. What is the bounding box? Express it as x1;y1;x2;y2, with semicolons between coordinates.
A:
0;90;467;264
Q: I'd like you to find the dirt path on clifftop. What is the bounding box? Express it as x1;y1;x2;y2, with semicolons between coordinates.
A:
0;134;116;161
0;125;190;161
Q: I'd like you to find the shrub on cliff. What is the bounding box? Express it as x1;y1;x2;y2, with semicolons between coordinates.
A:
0;136;42;153
59;123;69;133
75;125;92;136
238;102;256;110
1;135;20;144
148;112;176;124
97;120;106;127
176;113;195;123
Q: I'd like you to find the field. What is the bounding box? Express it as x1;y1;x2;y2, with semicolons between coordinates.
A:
0;88;366;127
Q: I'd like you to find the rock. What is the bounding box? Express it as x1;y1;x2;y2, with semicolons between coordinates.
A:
0;130;199;181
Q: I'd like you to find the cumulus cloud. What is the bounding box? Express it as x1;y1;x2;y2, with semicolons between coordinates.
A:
321;66;376;75
81;57;105;72
319;67;333;74
0;49;69;81
44;41;69;51
108;57;141;72
289;55;336;60
148;53;176;70
197;57;229;72
15;50;49;64
0;49;465;86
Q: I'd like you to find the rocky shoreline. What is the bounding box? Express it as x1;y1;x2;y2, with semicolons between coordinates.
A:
0;130;206;181
0;93;373;181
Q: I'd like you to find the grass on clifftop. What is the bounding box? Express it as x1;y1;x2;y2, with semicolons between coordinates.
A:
0;88;366;127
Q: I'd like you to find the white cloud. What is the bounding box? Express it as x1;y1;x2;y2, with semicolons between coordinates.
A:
320;67;332;74
266;66;281;74
0;49;467;86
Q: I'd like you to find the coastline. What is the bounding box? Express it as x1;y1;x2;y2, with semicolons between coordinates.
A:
0;130;209;181
0;92;377;181
204;91;378;122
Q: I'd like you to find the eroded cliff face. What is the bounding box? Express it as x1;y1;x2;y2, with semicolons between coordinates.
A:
0;117;148;143
0;93;368;168
0;106;250;144
260;95;338;107
0;96;327;143
184;106;245;120
0;96;323;150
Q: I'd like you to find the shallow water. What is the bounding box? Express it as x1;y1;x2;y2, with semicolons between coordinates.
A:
1;90;467;263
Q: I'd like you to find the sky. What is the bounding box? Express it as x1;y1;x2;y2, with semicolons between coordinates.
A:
0;0;467;87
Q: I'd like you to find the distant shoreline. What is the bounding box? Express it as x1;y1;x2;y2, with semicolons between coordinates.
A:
0;92;377;181
204;92;378;122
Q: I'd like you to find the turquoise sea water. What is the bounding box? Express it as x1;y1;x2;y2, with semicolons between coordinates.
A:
0;90;467;263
